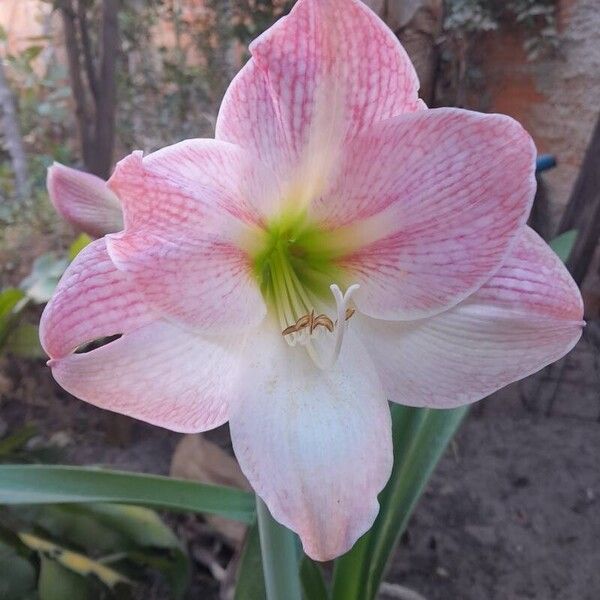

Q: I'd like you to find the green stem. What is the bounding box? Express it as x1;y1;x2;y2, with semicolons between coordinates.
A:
256;495;302;600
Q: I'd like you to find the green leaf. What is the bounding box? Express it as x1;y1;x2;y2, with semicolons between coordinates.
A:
128;548;189;600
20;253;68;304
5;323;43;358
549;229;577;263
22;46;43;62
331;405;467;600
68;234;92;261
0;288;26;319
0;425;38;458
0;465;255;523
34;504;129;554
19;532;131;588
0;288;28;347
256;496;302;600
38;555;92;600
61;504;189;598
13;503;189;599
300;556;329;600
234;520;328;600
234;522;266;600
0;540;37;600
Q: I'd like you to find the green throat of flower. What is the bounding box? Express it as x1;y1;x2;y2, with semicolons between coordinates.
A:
251;213;349;343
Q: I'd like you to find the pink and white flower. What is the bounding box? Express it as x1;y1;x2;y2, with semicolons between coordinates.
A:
47;163;123;237
40;0;583;560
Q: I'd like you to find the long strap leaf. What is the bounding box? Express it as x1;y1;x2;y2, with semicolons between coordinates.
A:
0;465;255;523
332;405;467;600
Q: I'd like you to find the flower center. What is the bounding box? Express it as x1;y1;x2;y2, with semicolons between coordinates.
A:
250;213;357;367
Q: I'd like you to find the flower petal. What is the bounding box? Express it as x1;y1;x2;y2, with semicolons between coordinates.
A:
229;323;392;561
356;227;584;408
41;239;239;432
108;143;276;233
40;238;151;359
105;149;267;332
47;163;123;237
330;108;537;320
141;139;280;226
216;0;421;181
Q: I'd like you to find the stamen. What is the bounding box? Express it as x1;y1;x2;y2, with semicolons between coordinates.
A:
299;284;360;371
281;310;336;337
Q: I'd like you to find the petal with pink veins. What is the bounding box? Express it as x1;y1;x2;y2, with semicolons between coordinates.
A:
105;148;268;332
47;163;123;237
216;0;421;189
108;143;277;233
40;238;152;359
229;323;392;561
40;239;242;432
327;108;537;320
355;227;584;408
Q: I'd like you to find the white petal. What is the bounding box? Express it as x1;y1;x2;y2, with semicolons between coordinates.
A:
357;228;584;408
229;322;392;561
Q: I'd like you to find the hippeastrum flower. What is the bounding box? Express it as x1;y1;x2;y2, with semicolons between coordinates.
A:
40;0;583;560
47;163;123;237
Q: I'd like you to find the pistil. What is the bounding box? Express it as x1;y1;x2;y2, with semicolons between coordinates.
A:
250;213;359;366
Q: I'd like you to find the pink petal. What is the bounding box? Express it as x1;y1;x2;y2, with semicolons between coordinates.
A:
49;324;240;433
47;163;123;237
331;108;537;320
356;227;584;408
229;323;392;561
41;239;239;432
39;238;151;359
216;0;421;179
106;149;267;332
108;144;276;232
141;139;280;227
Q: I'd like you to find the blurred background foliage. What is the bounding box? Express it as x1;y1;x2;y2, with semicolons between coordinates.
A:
2;1;600;598
0;0;565;365
0;0;556;228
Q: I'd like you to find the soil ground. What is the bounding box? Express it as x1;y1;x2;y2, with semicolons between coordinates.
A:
0;321;599;600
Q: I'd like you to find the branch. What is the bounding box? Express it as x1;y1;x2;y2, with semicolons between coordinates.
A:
58;0;93;168
76;0;99;102
0;55;30;201
558;112;600;286
92;0;119;178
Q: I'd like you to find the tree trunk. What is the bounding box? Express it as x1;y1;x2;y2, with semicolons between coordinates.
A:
212;0;236;107
365;0;443;106
557;112;600;286
59;0;119;179
92;0;119;179
59;0;94;169
0;55;29;201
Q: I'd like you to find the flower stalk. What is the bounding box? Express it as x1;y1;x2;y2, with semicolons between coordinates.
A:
256;495;303;600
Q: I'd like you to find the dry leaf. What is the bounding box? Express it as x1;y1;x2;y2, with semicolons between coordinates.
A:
170;434;250;547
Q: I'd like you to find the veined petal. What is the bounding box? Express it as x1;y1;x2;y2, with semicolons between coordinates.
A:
216;0;421;188
105;148;267;332
142;139;280;226
49;324;241;433
40;238;152;359
229;323;392;561
107;231;266;332
47;163;123;237
330;108;537;320
108;143;275;233
40;239;240;432
356;227;584;408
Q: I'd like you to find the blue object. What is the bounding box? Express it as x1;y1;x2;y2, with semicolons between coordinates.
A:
536;154;557;173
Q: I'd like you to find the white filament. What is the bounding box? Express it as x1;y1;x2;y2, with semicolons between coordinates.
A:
305;283;360;371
